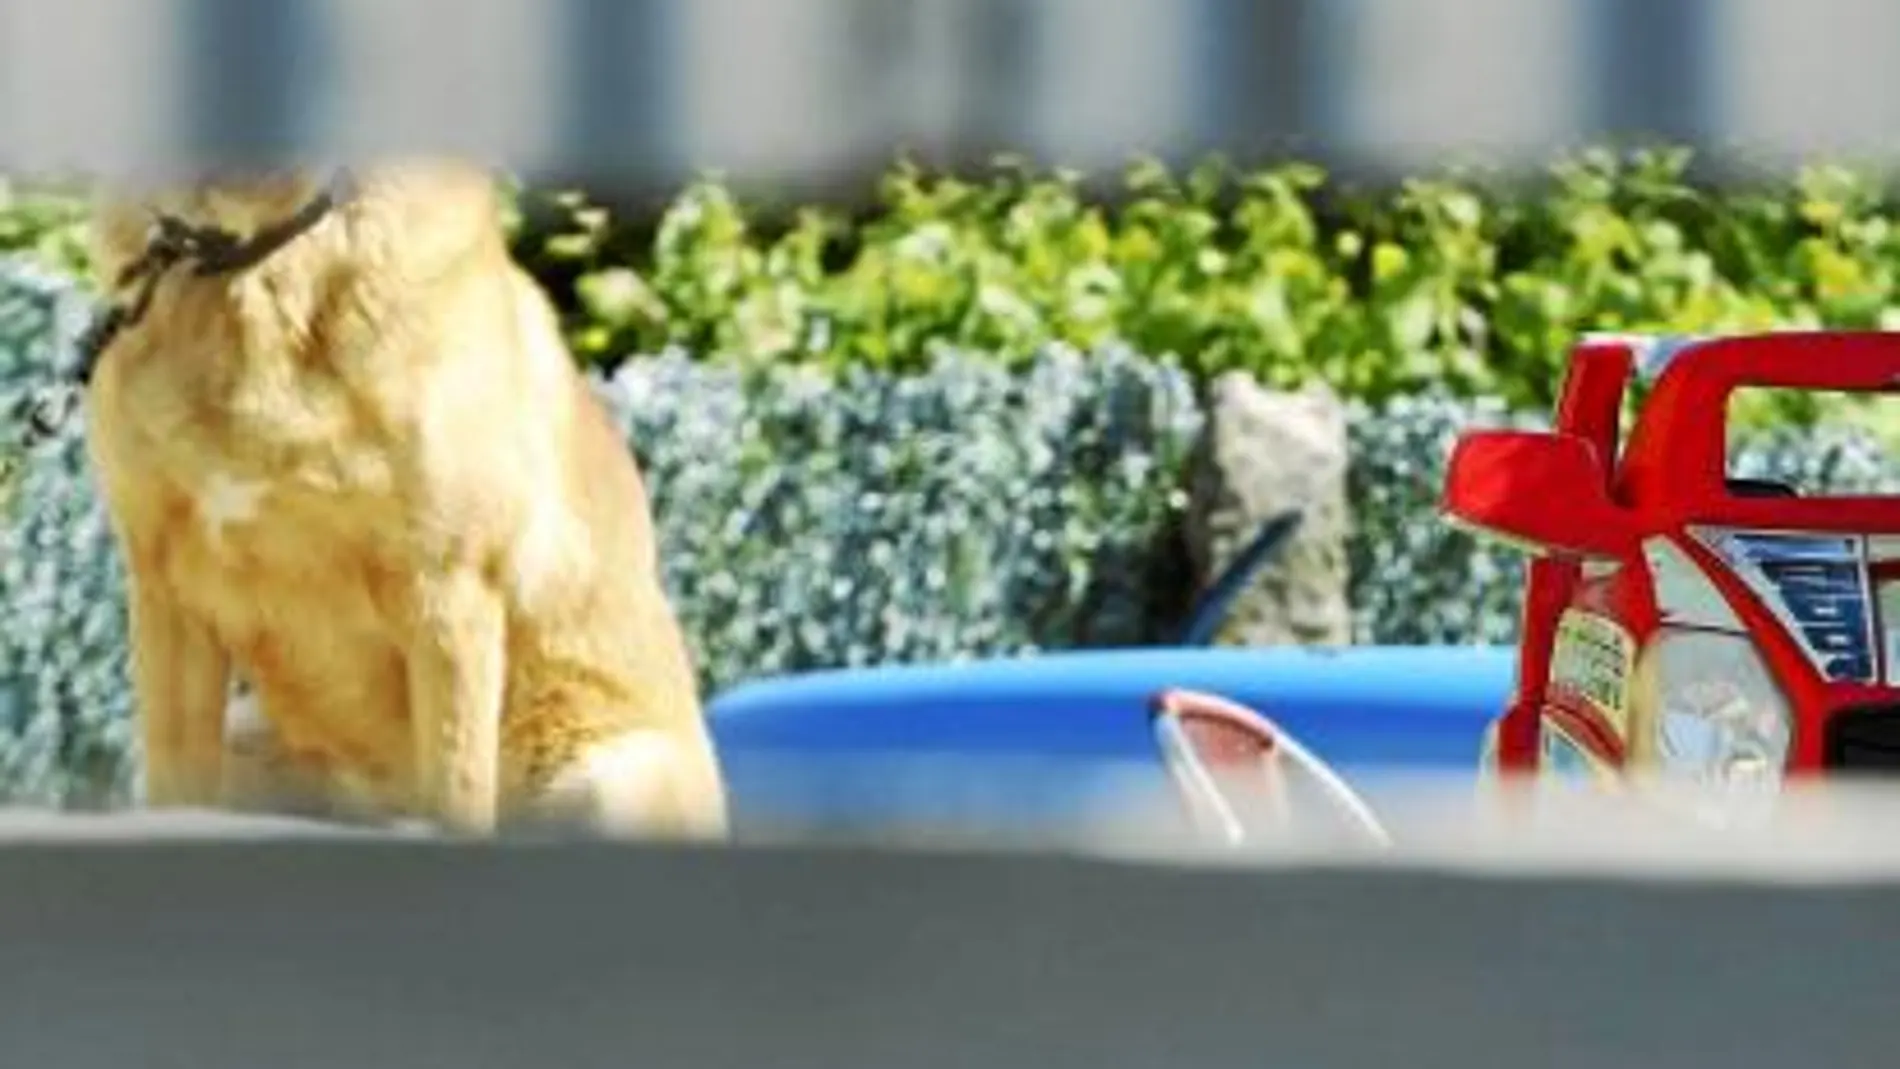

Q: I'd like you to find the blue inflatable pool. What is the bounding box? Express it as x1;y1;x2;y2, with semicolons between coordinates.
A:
706;644;1518;830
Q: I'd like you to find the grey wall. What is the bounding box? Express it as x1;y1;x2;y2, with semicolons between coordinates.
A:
1;820;1898;1069
4;0;1897;194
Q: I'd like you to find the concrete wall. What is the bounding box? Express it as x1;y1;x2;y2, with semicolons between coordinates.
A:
1;0;1893;193
2;806;1899;1069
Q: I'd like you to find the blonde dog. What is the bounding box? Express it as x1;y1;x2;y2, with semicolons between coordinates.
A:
80;160;727;839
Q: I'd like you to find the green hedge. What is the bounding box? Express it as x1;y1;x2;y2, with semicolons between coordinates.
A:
0;262;129;805
598;342;1205;689
508;148;1900;414
12;149;1900;414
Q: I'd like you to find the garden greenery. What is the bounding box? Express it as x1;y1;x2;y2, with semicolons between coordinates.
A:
503;147;1900;417
12;148;1900;412
4;148;1900;802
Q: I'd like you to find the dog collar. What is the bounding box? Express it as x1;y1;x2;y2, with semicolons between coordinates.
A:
15;169;356;446
75;169;358;381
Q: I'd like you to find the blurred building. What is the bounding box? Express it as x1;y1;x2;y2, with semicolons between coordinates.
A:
3;0;1899;197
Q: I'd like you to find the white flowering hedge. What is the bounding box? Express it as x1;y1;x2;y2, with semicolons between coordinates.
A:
598;343;1207;688
0;262;129;806
2;259;1894;805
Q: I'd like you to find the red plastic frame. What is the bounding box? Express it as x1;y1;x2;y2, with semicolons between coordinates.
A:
1444;331;1900;779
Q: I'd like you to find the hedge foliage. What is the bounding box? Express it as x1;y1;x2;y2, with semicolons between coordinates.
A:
13;149;1900;415
597;342;1205;689
508;147;1900;417
0;261;134;806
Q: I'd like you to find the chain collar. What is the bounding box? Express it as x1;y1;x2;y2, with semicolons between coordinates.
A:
15;169;356;447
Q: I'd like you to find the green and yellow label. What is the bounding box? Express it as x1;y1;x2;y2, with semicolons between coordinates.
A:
1549;610;1634;740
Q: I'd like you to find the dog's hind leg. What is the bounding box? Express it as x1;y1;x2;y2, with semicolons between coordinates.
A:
508;709;729;842
219;681;358;820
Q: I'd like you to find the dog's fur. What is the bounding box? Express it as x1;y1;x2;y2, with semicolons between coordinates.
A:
83;160;727;838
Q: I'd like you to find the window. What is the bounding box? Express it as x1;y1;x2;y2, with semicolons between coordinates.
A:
1725;386;1900;498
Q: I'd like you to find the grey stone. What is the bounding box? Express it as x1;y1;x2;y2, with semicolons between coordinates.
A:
1185;372;1352;647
